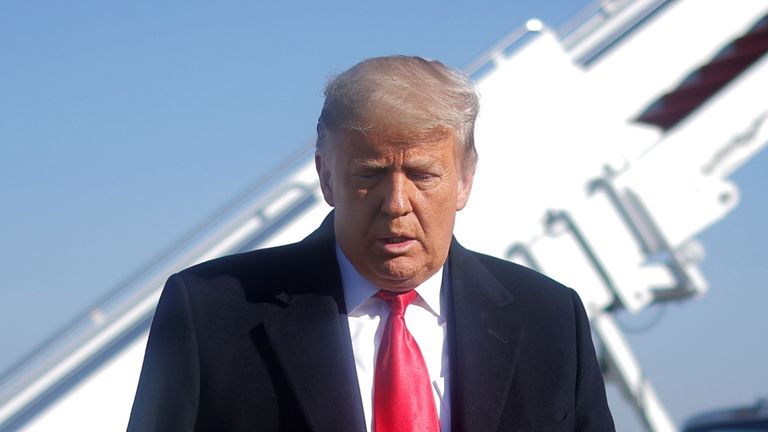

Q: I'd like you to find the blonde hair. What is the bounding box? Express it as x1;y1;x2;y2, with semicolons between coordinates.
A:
317;55;479;172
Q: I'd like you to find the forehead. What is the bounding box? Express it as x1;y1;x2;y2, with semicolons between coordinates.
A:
335;126;457;157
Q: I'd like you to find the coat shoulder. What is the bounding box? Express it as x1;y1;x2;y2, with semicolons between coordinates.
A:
152;226;340;334
176;231;335;294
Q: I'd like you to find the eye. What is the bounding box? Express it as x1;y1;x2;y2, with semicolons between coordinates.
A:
351;171;383;187
353;171;383;180
408;171;439;186
354;173;379;179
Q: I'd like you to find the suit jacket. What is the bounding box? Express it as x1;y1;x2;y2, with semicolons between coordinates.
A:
128;213;614;431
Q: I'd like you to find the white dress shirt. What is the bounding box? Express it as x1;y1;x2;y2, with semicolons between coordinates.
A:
336;244;451;432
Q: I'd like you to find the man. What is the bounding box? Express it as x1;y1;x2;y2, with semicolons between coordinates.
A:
128;56;614;431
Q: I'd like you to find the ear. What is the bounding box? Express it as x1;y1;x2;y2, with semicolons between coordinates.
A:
456;168;475;211
315;152;335;207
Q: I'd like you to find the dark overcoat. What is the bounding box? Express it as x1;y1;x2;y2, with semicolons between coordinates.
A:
128;214;614;431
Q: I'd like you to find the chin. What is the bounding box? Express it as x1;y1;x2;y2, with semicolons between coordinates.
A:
374;268;427;291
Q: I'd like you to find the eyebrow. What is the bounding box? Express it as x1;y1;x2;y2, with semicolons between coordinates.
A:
405;159;440;172
352;160;389;170
351;158;441;172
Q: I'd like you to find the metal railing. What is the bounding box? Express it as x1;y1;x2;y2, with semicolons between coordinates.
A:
0;143;319;428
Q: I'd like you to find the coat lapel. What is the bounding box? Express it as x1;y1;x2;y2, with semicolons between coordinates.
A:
263;295;365;432
257;216;523;432
260;214;366;432
447;239;524;432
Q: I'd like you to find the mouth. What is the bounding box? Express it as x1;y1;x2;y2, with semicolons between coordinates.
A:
378;235;416;253
382;236;412;244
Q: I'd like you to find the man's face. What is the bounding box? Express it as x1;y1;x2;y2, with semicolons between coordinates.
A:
316;127;474;292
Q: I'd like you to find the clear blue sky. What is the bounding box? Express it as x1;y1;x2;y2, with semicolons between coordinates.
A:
1;2;766;431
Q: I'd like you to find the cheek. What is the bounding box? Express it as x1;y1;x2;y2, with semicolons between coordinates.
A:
417;191;459;231
337;191;377;229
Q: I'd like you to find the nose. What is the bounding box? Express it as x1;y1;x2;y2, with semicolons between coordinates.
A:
380;173;412;217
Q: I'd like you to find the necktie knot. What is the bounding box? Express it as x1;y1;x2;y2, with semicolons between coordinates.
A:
376;289;417;316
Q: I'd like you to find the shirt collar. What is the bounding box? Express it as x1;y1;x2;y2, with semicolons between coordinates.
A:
335;243;444;318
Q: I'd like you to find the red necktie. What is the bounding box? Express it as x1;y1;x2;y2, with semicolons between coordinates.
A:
373;290;440;432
